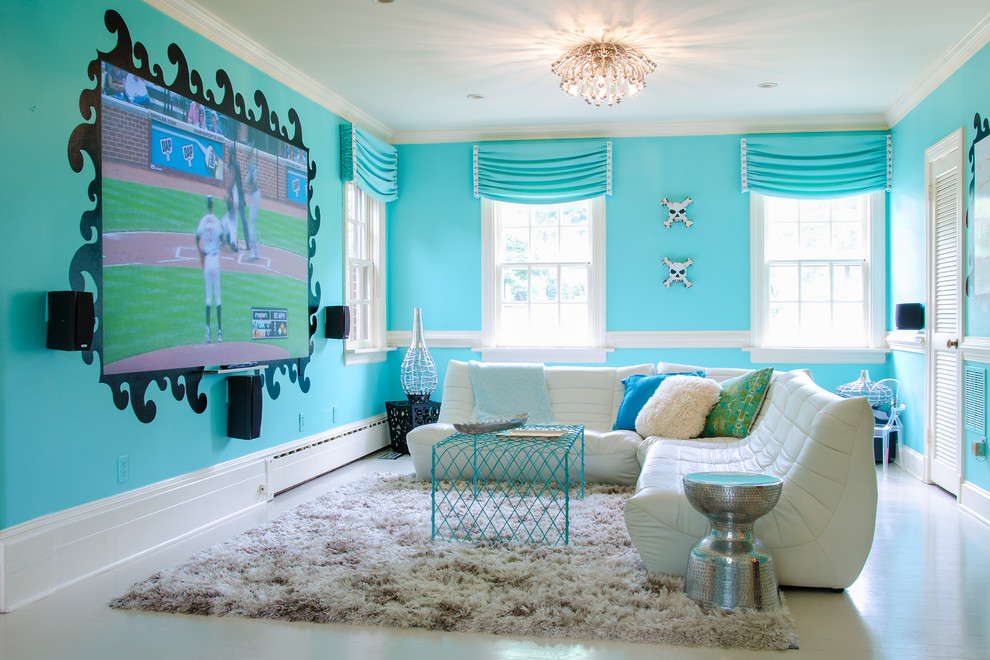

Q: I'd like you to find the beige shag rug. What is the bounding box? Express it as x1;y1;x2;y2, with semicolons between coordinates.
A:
111;473;798;650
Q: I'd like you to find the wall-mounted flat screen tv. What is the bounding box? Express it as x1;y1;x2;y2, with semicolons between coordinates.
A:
100;63;310;375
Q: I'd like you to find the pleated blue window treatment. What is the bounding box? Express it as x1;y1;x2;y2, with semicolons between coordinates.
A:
339;122;398;202
473;141;612;203
741;132;891;199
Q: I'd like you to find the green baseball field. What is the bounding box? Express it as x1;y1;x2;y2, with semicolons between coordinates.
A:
101;177;311;371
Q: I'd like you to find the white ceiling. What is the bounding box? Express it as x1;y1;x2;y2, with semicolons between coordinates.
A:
160;0;990;142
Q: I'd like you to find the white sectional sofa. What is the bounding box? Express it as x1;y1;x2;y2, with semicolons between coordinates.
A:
405;360;878;589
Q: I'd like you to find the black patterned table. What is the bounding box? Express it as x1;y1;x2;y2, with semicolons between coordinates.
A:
384;400;440;453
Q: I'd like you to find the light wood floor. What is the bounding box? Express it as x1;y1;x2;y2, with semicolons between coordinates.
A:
1;453;988;660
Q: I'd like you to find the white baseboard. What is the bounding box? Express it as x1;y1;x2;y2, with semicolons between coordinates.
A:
960;481;990;526
0;414;389;612
896;443;927;481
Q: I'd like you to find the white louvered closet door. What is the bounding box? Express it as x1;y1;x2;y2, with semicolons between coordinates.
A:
926;129;965;496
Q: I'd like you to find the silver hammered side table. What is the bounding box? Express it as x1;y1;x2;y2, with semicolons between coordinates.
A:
682;472;784;611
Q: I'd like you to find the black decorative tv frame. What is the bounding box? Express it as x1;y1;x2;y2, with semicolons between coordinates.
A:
66;9;321;423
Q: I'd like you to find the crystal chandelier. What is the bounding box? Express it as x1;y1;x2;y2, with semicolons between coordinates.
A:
551;42;656;107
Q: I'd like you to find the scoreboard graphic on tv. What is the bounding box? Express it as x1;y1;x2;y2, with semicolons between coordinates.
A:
251;308;289;340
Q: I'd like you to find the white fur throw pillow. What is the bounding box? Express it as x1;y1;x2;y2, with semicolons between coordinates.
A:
635;375;722;439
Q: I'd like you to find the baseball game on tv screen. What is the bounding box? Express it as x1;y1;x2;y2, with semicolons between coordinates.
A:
99;63;310;375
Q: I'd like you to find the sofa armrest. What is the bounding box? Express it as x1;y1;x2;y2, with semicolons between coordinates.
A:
406;423;457;479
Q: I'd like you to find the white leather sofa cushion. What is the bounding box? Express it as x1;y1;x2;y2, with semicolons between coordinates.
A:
623;368;877;589
408;361;655;486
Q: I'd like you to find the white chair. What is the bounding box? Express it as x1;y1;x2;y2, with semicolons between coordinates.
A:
870;378;904;477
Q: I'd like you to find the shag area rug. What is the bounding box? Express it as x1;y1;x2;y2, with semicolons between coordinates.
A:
111;473;798;650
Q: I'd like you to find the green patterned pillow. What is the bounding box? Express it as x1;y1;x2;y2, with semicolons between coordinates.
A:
703;368;774;438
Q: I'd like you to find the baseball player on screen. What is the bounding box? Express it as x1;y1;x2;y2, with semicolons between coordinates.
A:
196;195;223;343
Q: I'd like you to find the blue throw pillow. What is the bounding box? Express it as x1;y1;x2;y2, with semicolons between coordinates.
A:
613;371;705;431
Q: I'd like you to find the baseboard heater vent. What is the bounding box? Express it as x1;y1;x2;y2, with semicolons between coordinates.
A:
266;416;390;496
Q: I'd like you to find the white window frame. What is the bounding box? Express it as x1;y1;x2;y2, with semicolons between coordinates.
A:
479;196;609;363
343;181;391;365
746;190;887;364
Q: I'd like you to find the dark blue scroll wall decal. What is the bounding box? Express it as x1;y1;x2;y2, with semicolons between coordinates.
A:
67;9;320;423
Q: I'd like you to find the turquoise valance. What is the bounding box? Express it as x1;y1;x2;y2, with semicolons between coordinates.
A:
339;122;398;202
473;141;612;204
741;132;891;199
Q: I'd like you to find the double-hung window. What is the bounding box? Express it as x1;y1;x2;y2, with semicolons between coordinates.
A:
481;196;606;362
749;191;886;362
343;181;387;364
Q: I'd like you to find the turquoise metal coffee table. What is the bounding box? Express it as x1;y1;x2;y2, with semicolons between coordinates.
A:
431;424;585;546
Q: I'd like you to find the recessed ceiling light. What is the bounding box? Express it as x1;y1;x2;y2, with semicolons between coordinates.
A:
467;94;485;100
757;82;778;88
375;0;395;4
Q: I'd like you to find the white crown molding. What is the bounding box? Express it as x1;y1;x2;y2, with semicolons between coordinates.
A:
391;115;891;145
142;0;394;142
886;10;990;127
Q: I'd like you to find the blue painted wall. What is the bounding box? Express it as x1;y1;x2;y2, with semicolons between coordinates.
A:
0;1;391;529
889;39;990;491
389;136;885;396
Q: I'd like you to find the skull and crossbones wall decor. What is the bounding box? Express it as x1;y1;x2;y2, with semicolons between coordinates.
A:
661;196;693;228
662;257;694;288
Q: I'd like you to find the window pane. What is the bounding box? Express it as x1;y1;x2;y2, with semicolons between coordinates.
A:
831;222;862;257
560;267;588;302
766;196;800;221
532;228;559;262
533;205;558;226
768;302;799;344
502;266;529;302
799;222;829;257
801;264;830;301
766;222;798;259
500;304;529;344
833;264;863;302
530;267;558;302
800;302;831;344
800;200;829;223
833;302;865;346
503;227;529;262
500;203;529;227
563;202;589;225
560;226;590;261
559;304;589;345
831;196;862;222
530;304;560;343
769;265;798;301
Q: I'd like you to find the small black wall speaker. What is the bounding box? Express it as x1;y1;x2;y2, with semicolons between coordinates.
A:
46;290;94;351
895;303;924;330
227;374;262;439
325;305;350;339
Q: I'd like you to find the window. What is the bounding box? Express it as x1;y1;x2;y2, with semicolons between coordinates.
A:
481;197;606;362
749;191;886;362
343;181;388;364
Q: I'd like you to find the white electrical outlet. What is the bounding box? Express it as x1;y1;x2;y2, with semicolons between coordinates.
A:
298;412;305;432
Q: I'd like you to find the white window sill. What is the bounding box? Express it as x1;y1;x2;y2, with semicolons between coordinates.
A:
344;346;395;366
743;347;889;364
475;347;612;364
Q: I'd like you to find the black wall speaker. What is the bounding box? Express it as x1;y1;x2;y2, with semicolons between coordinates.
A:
895;303;924;330
325;305;350;339
227;374;263;439
46;290;94;351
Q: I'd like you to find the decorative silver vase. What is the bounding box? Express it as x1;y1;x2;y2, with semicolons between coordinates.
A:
400;308;438;403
